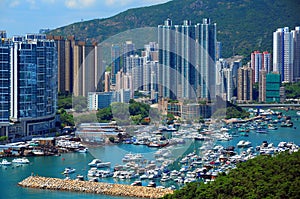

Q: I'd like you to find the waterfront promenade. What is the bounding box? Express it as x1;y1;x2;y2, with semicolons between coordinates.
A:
18;176;173;198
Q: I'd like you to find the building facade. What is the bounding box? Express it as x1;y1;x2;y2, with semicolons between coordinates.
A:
251;51;271;83
158;18;217;100
266;73;281;103
237;66;253;102
88;90;131;110
0;34;58;140
273;27;300;82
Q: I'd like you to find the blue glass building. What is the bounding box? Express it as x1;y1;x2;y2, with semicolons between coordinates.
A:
0;34;58;139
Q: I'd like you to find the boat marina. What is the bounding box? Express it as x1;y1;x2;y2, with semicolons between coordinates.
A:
1;109;300;198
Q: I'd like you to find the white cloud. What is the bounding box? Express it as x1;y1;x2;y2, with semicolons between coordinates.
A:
26;0;39;9
65;0;96;9
9;0;20;8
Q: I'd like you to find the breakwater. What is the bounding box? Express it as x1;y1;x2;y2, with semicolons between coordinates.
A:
18;176;173;198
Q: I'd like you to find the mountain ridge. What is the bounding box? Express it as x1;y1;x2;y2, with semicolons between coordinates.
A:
48;0;300;58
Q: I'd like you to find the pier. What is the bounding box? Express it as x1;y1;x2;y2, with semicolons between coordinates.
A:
18;176;173;198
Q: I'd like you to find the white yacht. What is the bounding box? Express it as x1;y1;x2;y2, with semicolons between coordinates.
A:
12;157;30;164
88;159;101;167
63;167;76;174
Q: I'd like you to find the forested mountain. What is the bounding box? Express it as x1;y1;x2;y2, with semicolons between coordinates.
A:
49;0;300;58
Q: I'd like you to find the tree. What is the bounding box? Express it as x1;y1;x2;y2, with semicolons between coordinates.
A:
58;108;75;128
96;107;113;122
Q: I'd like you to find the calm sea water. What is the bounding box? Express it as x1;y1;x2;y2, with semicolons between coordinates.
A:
1;110;300;199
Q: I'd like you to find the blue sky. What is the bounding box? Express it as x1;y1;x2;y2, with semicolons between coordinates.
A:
0;0;170;37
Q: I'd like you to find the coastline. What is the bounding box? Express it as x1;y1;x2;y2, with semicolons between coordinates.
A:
18;176;173;198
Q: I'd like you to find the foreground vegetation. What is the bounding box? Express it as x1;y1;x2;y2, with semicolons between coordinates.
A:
162;151;300;199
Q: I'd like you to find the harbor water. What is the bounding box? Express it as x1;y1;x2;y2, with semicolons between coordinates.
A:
1;110;300;199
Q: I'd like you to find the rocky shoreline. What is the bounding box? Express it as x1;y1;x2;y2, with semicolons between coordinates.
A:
18;176;173;198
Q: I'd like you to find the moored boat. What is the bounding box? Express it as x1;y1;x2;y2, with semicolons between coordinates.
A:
237;140;252;148
63;167;76;174
0;159;12;166
96;162;111;168
12;157;30;164
88;159;101;167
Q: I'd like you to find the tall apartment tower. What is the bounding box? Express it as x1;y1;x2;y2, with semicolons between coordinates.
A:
251;51;271;83
111;44;121;85
197;18;217;100
292;27;300;81
0;40;10;124
158;18;176;99
47;35;75;93
158;18;216;100
259;69;267;102
237;66;253;102
73;42;103;97
273;27;296;82
122;41;135;73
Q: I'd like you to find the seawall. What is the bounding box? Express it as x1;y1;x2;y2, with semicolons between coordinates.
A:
18;176;173;198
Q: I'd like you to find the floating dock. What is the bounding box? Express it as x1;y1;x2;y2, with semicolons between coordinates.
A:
18;176;173;198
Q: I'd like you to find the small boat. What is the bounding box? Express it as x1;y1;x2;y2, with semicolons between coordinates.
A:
75;148;88;153
237;140;252;148
12;157;30;164
147;180;156;188
63;167;76;174
32;149;45;156
297;111;300;116
0;159;12;166
131;180;142;186
96;162;111;168
76;174;84;181
88;159;101;167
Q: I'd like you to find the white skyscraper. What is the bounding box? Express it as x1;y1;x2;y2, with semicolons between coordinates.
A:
273;27;294;82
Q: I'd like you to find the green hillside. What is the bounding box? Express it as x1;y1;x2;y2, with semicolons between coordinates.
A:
162;150;300;199
49;0;300;58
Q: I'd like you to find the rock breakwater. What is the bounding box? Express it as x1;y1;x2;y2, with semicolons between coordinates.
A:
18;176;173;198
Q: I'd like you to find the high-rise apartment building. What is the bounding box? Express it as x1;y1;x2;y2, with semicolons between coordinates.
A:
71;41;103;97
122;41;135;73
273;27;300;82
47;35;75;93
158;18;216;100
251;51;271;83
292;27;300;81
259;69;267;102
0;33;58;139
0;40;10;124
111;44;121;85
237;66;253;102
